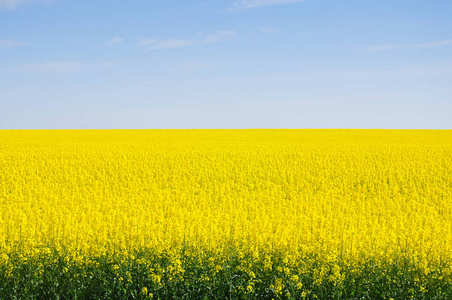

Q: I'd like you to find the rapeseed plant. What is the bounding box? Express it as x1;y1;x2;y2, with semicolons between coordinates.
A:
0;129;451;299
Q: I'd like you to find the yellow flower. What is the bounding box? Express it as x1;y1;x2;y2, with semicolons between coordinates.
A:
0;129;451;295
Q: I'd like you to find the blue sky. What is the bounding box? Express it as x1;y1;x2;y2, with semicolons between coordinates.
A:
1;0;451;129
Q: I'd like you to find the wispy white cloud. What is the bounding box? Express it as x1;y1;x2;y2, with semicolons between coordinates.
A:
367;39;452;51
0;0;24;9
14;61;81;74
366;45;398;51
177;59;233;72
199;30;236;44
139;30;236;50
177;62;216;72
0;0;54;10
0;38;28;48
106;37;123;46
230;0;305;10
415;39;452;48
257;27;278;34
147;39;194;50
137;38;157;47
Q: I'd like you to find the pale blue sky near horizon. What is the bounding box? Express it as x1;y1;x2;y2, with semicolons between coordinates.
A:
1;0;451;129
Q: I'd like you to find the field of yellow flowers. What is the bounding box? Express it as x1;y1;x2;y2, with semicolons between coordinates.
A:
0;129;451;299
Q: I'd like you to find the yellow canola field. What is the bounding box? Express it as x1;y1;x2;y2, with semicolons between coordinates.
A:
0;129;451;270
